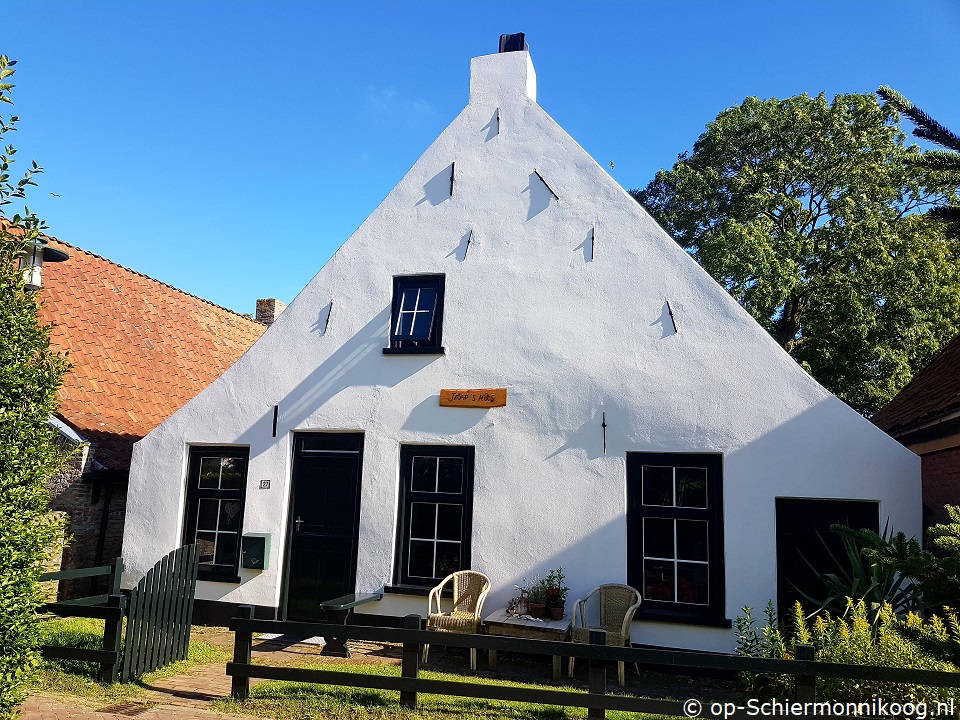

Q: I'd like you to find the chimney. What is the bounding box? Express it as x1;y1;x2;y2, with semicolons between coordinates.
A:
469;33;536;104
256;298;286;326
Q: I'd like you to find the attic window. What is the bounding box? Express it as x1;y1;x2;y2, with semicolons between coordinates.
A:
383;274;446;355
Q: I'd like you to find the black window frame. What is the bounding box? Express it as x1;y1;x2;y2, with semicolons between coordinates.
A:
626;452;727;625
393;444;474;587
382;274;446;355
183;446;249;583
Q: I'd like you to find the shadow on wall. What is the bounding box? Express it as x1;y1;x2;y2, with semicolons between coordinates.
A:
416;164;453;207
721;394;919;618
402;395;490;434
523;171;554;220
270;306;441;432
651;302;677;339
545;405;629;461
470;514;627;627
446;230;472;262
481;108;499;142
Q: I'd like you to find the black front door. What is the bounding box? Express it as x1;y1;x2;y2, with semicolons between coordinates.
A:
285;433;364;621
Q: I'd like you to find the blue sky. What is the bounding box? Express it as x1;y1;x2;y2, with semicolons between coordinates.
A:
5;1;960;314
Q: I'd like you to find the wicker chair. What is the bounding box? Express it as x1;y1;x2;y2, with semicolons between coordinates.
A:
568;584;641;686
423;570;491;669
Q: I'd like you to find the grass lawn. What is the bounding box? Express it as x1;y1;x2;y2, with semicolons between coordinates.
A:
215;660;679;720
35;619;687;719
34;616;229;705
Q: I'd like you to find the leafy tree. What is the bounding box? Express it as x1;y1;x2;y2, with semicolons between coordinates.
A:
0;55;70;716
633;93;960;413
877;86;960;225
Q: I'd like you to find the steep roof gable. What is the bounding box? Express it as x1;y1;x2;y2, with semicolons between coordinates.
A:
36;237;266;469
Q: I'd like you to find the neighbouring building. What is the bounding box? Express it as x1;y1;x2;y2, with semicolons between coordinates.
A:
37;237;267;594
122;37;920;651
873;334;960;532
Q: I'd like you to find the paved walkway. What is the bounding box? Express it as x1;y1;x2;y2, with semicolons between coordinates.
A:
18;634;394;720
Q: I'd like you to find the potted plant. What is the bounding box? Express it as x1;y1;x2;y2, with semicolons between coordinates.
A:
527;576;548;618
545;567;569;620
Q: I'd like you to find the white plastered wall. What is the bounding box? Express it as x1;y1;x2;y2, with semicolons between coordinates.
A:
123;49;919;652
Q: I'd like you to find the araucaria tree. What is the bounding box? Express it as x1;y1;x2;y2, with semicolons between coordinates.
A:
0;56;69;715
633;93;960;414
877;86;960;226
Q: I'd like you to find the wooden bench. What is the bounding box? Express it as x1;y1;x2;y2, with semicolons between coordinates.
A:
319;592;383;657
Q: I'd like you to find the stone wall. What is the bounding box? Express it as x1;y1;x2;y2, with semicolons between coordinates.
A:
48;443;128;598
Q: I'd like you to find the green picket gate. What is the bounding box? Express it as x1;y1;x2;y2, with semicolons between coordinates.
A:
121;543;199;681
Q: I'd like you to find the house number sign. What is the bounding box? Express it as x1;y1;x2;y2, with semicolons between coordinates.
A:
439;388;507;408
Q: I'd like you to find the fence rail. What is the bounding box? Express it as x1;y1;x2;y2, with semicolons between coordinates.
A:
227;606;960;719
39;546;200;684
39;559;125;683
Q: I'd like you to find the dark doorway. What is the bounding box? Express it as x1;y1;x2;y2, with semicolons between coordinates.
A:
775;498;879;617
285;433;364;621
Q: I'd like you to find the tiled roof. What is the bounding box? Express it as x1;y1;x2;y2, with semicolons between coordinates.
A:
36;237;266;470
872;333;960;435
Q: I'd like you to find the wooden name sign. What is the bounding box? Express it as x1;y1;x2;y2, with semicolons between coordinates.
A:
439;388;507;408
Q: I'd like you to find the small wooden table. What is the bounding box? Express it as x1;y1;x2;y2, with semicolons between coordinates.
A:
319;592;382;657
483;609;571;680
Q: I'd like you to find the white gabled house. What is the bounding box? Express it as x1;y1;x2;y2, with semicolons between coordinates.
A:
122;37;920;652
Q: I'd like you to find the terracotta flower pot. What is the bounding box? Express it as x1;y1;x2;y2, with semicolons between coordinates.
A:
547;604;565;620
529;602;547;618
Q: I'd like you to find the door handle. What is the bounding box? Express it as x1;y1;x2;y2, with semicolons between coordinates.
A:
295;516;304;532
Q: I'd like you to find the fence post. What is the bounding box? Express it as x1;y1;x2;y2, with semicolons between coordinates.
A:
109;557;124;595
588;629;607;720
231;605;254;700
795;643;816;703
99;594;125;684
400;614;420;710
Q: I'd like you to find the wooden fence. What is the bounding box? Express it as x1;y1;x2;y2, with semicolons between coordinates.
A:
39;545;199;684
40;558;126;683
121;543;199;681
227;606;960;719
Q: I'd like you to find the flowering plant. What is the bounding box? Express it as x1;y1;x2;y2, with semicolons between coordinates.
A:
544;567;569;607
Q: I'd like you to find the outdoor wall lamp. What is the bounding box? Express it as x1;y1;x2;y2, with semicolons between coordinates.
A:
19;236;68;291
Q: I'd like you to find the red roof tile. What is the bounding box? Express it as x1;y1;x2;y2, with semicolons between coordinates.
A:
36;237;266;470
872;333;960;435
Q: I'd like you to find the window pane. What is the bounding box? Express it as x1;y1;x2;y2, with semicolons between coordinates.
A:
642;466;673;506
644;559;675;601
408;540;434;578
198;457;221;488
437;458;463;494
677;562;709;605
196;532;217;564
676;467;707;508
411;457;437;492
644;517;674;559
435;504;462;541
219;500;242;531
410;503;436;539
214;534;238;566
435;541;461;577
400;288;420;311
396;310;415;338
219;457;244;490
409;290;436;340
676;520;708;561
197;499;219;531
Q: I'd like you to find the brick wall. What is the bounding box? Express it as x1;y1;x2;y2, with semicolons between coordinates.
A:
921;446;960;530
48;465;128;599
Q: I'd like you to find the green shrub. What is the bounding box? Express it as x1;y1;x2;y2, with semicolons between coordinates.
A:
736;601;960;703
0;54;71;718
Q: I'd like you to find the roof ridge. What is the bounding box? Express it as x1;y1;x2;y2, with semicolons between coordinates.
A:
44;235;263;324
